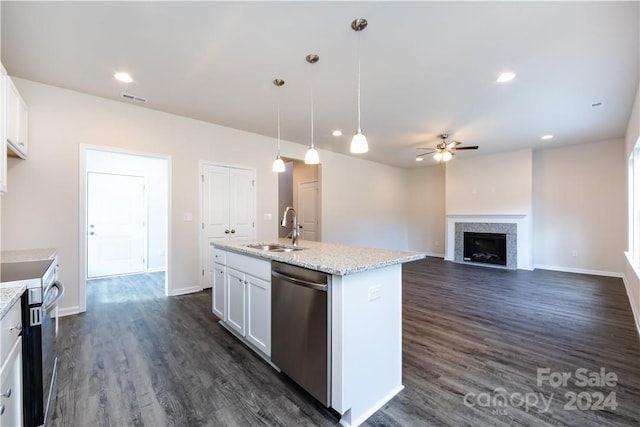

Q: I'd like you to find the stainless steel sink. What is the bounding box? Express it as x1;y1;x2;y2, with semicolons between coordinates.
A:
245;243;305;252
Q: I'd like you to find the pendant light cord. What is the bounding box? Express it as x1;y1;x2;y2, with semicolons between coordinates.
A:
357;31;362;130
310;73;315;148
277;100;281;154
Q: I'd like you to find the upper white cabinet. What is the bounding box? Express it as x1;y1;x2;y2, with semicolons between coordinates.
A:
0;64;7;193
5;75;28;159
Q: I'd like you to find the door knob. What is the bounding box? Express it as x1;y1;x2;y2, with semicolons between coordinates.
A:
224;229;230;234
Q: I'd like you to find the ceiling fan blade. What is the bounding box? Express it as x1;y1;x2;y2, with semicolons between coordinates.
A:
416;151;436;157
446;141;461;149
453;145;479;150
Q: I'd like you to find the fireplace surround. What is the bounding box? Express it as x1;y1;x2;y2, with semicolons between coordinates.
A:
446;214;531;270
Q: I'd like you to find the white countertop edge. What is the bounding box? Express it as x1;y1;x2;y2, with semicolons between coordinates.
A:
212;241;426;276
0;284;26;319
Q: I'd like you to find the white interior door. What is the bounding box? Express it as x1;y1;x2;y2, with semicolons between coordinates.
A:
229;168;255;241
201;164;255;288
298;180;319;241
87;172;146;278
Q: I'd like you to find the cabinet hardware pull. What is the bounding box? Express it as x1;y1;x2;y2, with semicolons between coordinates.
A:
224;229;230;234
9;323;21;333
0;389;11;398
0;403;4;415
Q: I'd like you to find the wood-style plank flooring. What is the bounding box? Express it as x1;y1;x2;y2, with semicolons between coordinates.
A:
52;259;640;426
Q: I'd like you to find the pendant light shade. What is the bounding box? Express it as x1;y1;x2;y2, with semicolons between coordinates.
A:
304;147;320;165
272;79;286;173
305;54;320;165
272;156;285;172
351;129;368;154
350;18;368;154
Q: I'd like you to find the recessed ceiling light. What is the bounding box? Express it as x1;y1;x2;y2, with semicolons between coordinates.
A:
114;72;133;83
415;157;423;162
541;134;554;140
496;71;516;83
332;130;343;137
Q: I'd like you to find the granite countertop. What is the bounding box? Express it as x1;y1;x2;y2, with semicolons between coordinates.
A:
1;248;58;263
213;238;426;276
0;285;26;319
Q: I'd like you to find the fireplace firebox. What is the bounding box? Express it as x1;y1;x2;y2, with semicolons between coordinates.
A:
463;232;507;266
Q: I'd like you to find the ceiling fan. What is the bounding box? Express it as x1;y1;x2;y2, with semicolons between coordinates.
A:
416;134;479;162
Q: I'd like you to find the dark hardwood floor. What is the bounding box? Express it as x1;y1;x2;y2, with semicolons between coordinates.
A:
52;259;640;426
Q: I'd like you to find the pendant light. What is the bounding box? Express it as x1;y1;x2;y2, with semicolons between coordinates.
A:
351;18;368;154
272;79;286;173
305;54;320;165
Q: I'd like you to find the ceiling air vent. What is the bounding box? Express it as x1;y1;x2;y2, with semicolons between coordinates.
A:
121;92;148;103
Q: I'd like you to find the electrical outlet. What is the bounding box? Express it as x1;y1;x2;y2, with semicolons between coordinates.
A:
571;250;578;257
435;240;440;247
368;285;381;301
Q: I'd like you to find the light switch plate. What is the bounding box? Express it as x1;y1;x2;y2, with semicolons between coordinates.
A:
264;213;273;220
183;212;193;222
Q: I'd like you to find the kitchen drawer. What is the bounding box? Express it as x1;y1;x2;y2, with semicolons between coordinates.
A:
1;299;22;364
213;247;227;265
227;252;270;281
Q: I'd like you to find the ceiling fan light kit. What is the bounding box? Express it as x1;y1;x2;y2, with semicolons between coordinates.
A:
350;18;369;154
272;78;286;173
416;133;479;163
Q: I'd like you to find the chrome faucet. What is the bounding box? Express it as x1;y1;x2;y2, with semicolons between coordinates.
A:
281;206;300;246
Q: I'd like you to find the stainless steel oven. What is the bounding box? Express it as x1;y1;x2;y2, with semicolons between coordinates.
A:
1;259;63;427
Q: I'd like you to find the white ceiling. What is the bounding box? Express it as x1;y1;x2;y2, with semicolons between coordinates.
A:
2;1;638;169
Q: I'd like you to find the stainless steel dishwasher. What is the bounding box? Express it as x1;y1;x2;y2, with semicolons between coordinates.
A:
271;261;330;406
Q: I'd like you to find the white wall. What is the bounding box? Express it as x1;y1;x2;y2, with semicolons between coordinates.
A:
1;78;409;314
407;165;445;256
624;81;640;333
321;150;409;250
533;139;625;275
445;149;533;215
86;149;167;271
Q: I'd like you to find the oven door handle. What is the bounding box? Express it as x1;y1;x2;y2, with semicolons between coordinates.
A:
43;281;65;313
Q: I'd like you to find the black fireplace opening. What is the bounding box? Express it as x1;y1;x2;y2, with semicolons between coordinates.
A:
463;232;507;266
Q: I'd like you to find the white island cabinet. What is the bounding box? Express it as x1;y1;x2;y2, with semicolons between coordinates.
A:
0;286;25;427
212;239;425;427
213;249;271;357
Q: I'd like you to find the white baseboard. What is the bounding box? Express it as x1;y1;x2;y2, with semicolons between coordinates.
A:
168;285;202;296
57;306;82;317
622;273;640;337
424;252;445;258
534;264;623;279
146;267;166;273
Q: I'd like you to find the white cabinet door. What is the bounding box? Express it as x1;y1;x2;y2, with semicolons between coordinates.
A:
0;336;23;427
246;274;271;356
5;76;27;158
212;263;226;320
226;267;246;336
200;164;255;288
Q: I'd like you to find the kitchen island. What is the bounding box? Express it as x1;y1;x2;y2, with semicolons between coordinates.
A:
211;239;425;426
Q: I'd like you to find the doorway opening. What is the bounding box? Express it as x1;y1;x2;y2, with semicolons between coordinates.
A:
80;146;170;312
278;159;321;241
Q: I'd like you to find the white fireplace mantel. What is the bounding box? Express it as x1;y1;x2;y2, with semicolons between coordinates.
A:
445;214;533;270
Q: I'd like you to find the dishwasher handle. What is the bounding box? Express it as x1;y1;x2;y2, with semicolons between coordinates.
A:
272;270;327;292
